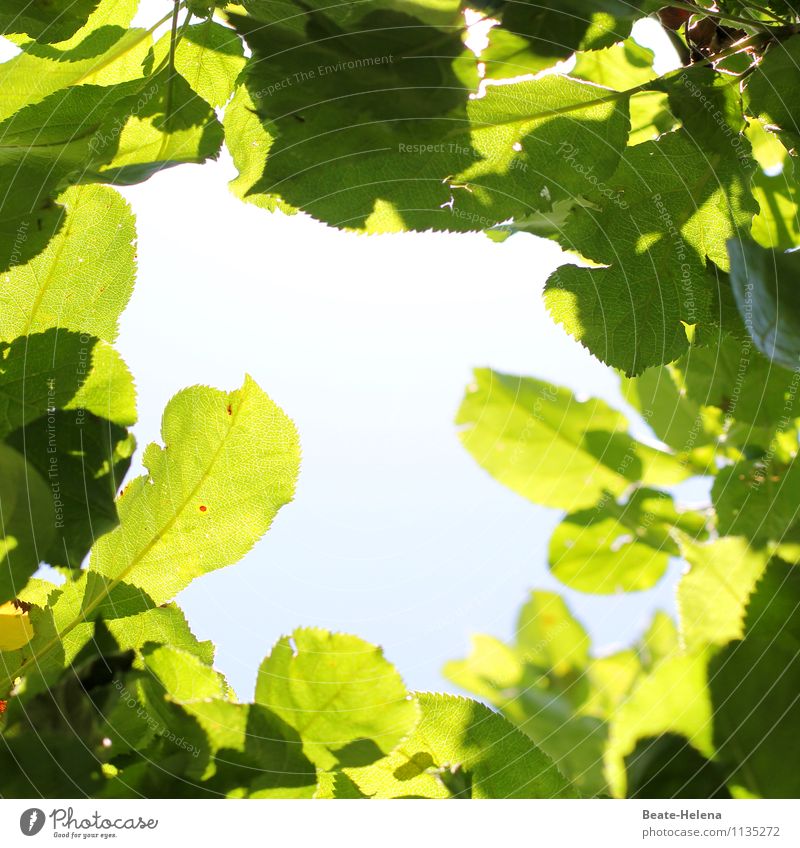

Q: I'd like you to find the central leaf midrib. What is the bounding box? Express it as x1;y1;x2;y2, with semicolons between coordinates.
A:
20;191;83;338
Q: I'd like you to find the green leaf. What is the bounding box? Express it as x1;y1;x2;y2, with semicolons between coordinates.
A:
750;158;800;251
0;70;223;205
106;602;214;665
517;590;590;670
240;0;464;31
745;35;800;155
223;85;289;212
0;80;135;196
628;91;677;146
675;333;800;432
329;693;578;798
0;443;54;603
0;623;134;796
125;643;318;798
620;365;721;457
255;627;419;770
0;0;101;44
0;377;298;695
16;576;58;607
747;117;788;173
513;593;612;797
481;1;641;80
662;68;746;154
96;70;225;185
88;375;299;604
153;20;245;109
712;458;800;544
6;411;135;569
677;536;768;652
0;186;136;343
0;196;65;275
729;238;800;370
624;733;731;799
190;701;318;798
456;368;687;512
0;727;105;796
546;128;757;374
638;610;679;670
572;38;657;91
622;55;685;151
550;488;705;594
444;633;526;707
0;331;137;439
752;172;800;250
231;9;631;232
143;643;228;702
68;342;137;427
710;561;800;798
445;592;621;797
0;26;151;121
12;0;141;48
606;651;714;798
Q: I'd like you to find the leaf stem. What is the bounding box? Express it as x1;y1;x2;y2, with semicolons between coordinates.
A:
663;1;783;31
73;6;177;86
163;0;183;133
736;1;794;26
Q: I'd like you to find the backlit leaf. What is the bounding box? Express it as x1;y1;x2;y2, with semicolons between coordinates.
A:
329;693;577;798
456;368;687;511
255;627;418;770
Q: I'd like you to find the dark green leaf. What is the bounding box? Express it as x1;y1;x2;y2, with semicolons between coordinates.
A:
710;561;800;798
546;128;757;374
0;443;54;603
0;0;101;44
729;238;800;370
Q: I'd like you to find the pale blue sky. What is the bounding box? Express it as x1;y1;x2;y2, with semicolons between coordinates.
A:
116;149;698;698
